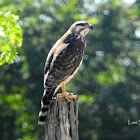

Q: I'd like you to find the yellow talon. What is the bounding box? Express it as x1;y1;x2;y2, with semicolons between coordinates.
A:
56;83;77;102
56;93;77;102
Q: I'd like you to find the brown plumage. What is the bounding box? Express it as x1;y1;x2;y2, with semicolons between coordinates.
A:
38;21;93;125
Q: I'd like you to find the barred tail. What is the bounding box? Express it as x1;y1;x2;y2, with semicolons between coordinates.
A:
38;87;56;125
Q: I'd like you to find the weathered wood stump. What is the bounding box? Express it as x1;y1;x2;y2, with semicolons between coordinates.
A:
45;97;79;140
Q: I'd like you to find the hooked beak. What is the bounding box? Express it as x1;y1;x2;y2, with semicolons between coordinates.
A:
89;25;93;30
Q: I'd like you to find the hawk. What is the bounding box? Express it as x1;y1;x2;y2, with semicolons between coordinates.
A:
38;21;93;125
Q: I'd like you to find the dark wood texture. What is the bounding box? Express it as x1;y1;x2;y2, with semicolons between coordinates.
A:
45;97;79;140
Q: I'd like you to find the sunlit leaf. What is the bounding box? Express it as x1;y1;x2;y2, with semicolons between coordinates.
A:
0;11;22;65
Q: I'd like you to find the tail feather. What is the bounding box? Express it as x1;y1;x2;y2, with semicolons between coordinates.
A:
38;87;56;125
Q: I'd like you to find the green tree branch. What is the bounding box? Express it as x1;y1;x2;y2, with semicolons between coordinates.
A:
0;11;22;65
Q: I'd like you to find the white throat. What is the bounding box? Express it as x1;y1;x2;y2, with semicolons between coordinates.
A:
80;28;90;36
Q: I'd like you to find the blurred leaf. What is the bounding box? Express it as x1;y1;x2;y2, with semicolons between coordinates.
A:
79;95;95;104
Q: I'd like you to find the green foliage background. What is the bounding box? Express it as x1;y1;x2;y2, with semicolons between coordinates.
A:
0;0;140;140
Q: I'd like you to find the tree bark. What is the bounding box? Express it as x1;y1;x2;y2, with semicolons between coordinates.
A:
45;97;79;140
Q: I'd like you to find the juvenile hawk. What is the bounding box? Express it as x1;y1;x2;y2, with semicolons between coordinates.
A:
38;21;93;125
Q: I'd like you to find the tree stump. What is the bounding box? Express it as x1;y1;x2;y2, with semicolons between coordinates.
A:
45;97;79;140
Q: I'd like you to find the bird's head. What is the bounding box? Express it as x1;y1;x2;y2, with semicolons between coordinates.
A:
69;21;93;36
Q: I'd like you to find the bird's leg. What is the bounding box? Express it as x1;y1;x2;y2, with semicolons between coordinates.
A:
61;83;71;102
56;83;77;102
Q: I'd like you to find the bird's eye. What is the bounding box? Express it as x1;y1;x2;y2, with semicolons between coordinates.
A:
77;23;85;26
80;23;84;26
